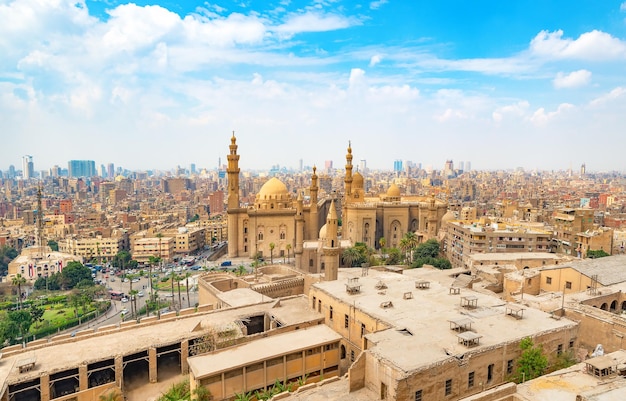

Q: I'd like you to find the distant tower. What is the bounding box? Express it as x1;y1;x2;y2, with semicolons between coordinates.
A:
323;200;340;281
393;160;403;174
107;163;115;178
190;163;196;175
309;166;319;240
580;163;586;176
359;159;367;174
227;132;241;258
295;192;304;269
343;142;353;223
22;155;34;180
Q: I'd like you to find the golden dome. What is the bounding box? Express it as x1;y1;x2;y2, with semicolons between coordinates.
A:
353;172;364;189
319;224;327;239
258;177;288;199
387;183;401;197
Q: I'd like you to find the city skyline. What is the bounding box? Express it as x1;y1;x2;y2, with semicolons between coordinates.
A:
1;1;626;172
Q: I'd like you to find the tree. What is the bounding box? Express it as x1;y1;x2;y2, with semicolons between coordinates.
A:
386;248;402;265
0;245;18;276
342;247;362;267
285;243;292;262
185;272;192;308
587;249;610;259
11;274;27;309
269;242;275;264
127;273;138;317
8;310;33;344
99;389;123;401
413;239;441;259
47;240;59;252
0;310;19;345
61;261;93;289
515;337;548;383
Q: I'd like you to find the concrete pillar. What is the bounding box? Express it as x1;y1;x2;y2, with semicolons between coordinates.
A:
149;347;158;383
79;364;89;391
181;340;189;374
40;374;50;401
114;355;124;390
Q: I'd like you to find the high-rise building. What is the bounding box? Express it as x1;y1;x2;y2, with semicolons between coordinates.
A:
100;164;106;177
359;159;367;174
190;163;196;175
107;163;115;178
393;159;403;173
458;161;464;172
324;160;333;172
22;155;34;180
67;160;96;178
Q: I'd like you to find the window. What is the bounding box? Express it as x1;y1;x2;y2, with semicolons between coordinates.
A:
565;281;572;289
344;314;349;328
546;277;552;284
507;359;514;374
557;344;563;355
350;350;355;362
312;296;316;309
318;300;321;313
569;340;575;348
329;306;333;320
361;323;365;337
414;390;422;401
445;379;452;396
468;371;474;388
487;364;494;382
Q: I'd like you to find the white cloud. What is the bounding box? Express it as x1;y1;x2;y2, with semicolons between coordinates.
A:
530;103;575;125
370;0;388;10
621;2;626;11
369;54;382;66
553;70;592;89
589;87;626;107
348;68;366;89
530;30;626;60
492;101;530;123
273;11;359;38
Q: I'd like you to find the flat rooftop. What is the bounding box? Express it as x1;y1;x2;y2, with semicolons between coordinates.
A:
516;350;626;401
313;267;577;374
542;255;626;286
468;252;567;262
188;325;341;379
0;295;320;386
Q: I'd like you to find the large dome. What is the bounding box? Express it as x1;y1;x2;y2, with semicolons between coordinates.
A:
258;177;288;199
353;172;364;189
387;183;401;197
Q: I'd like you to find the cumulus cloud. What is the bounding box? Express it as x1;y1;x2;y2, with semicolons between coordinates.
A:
530;103;575;125
553;70;592;89
492;101;530;123
369;54;382;66
589;87;626;107
530;30;626;60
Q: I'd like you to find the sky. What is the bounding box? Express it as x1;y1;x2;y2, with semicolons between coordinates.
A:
1;0;626;173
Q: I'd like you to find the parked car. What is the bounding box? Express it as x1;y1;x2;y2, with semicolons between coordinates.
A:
137;291;144;297
121;297;129;303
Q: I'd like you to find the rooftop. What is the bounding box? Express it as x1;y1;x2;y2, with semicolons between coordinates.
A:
542;255;626;286
313;267;576;374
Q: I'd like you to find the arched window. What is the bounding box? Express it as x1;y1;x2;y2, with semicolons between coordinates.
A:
610;300;617;311
258;233;264;241
340;345;346;359
280;232;286;240
601;303;608;311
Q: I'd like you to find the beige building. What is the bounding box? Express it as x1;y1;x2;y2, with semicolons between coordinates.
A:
162;226;207;255
58;234;126;263
309;267;578;401
130;235;176;263
8;246;81;282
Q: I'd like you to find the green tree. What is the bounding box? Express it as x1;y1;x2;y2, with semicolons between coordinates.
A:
0;310;19;345
47;240;59;252
61;261;93;289
269;242;275;264
587;249;610;259
342;247;362;267
285;243;292;262
8;309;33;344
11;273;27;309
515;337;548;383
185;272;192;308
386;248;402;265
413;239;441;259
99;388;123;401
0;245;18;276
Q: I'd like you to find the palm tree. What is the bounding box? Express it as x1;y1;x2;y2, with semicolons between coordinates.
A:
12;274;27;310
185;272;192;308
169;271;176;303
176;274;182;309
127;273;137;317
269;242;275;264
342;247;361;267
403;231;419;264
399;237;411;264
379;237;387;264
285;243;292;263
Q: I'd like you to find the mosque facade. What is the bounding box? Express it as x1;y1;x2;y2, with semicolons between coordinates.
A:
226;135;448;273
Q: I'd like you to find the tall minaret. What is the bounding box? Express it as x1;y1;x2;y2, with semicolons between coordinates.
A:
227;132;240;258
343;142;353;223
323;200;340;281
295;191;304;270
309;166;319;240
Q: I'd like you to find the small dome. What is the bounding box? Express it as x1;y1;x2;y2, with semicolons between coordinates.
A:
258;177;288;199
387;183;401;197
441;210;456;223
319;224;327;239
353;172;364;189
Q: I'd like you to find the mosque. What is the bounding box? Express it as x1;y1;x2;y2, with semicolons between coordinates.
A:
226;134;449;273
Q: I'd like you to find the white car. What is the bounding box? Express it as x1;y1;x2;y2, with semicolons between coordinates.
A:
137;291;144;297
121;297;129;303
131;278;140;283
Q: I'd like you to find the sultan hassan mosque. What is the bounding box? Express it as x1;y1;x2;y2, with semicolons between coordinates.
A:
226;134;449;273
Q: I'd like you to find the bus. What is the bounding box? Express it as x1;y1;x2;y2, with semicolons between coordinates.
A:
108;291;125;301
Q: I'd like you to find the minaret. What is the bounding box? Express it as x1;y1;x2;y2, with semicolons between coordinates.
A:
227;132;240;258
295;192;304;270
343;142;353;224
309;166;319;240
323;200;340;281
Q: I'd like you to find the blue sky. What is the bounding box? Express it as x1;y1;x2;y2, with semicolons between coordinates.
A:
1;0;626;173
